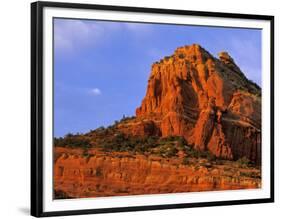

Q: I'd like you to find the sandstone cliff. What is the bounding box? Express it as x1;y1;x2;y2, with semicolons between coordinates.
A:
54;147;260;198
131;44;261;163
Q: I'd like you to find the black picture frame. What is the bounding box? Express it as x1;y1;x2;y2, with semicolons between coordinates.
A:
31;1;274;217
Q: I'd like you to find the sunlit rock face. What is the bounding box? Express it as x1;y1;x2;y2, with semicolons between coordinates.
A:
135;44;261;163
54;148;261;198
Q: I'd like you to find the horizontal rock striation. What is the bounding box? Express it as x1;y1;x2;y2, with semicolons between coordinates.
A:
54;148;260;198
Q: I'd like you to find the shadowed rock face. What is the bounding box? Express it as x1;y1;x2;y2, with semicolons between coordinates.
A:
134;44;261;163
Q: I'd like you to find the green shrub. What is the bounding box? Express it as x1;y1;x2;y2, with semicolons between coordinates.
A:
186;148;200;158
158;144;178;158
182;157;191;165
240;171;261;179
82;149;89;157
177;137;187;148
200;151;216;161
184;146;216;162
236;156;251;168
54;134;91;149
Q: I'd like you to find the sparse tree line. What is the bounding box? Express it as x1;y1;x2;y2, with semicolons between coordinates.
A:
54;117;255;168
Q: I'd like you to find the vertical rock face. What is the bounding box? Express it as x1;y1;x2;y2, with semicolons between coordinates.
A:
135;44;261;163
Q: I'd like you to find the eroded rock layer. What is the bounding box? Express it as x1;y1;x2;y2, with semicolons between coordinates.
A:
54;148;260;198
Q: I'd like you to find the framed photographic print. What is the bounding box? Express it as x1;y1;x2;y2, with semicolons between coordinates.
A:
31;1;274;217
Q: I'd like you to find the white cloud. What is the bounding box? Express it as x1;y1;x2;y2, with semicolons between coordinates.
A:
54;19;154;55
124;22;152;33
54;19;105;53
89;88;101;96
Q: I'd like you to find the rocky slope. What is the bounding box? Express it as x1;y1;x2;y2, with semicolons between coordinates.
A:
125;44;261;163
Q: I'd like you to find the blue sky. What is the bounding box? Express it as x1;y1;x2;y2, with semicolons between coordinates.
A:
54;18;261;137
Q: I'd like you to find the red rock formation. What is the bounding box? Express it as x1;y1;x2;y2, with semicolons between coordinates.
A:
135;44;261;163
54;148;260;198
53;44;262;199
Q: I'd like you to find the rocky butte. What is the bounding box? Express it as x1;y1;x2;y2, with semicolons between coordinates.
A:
54;44;261;198
128;44;260;163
